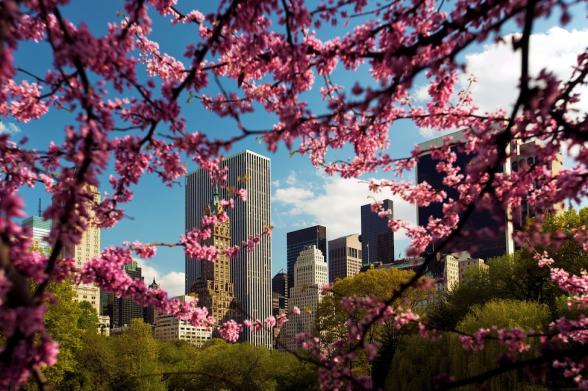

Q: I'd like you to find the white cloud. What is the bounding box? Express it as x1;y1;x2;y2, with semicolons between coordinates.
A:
0;122;21;134
464;27;588;114
273;174;417;251
135;258;185;297
417;27;588;138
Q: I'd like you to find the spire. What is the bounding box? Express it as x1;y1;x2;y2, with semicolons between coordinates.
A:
38;198;41;217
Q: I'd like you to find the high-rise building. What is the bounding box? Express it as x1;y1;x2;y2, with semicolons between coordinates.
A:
360;200;394;265
143;278;160;325
190;192;237;325
328;234;362;282
280;245;328;351
64;187;102;314
153;295;212;347
186;150;272;346
286;225;326;295
102;260;144;328
416;131;562;259
443;251;488;292
272;271;288;315
22;216;52;253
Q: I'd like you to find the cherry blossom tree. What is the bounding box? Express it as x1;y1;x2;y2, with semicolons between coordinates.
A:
0;0;586;389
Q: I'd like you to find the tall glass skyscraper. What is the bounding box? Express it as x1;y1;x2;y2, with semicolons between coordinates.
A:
286;225;326;296
361;200;394;265
185;150;272;346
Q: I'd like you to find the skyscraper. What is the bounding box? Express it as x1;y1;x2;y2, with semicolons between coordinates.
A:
328;234;362;282
64;186;102;314
271;270;288;315
360;200;394;265
22;216;52;253
280;245;328;351
190;191;236;325
186;150;272;346
416;131;562;259
286;225;326;295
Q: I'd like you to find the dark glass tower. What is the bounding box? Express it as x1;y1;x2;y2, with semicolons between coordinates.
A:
271;271;288;315
286;225;326;294
361;200;394;265
416;131;507;260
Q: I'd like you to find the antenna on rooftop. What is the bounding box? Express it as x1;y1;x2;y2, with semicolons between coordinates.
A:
38;198;42;217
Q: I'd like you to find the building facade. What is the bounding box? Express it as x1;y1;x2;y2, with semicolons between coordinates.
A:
328;234;362;282
443;252;488;292
102;260;144;328
186;150;272;346
416;131;563;260
361;200;394;265
153;295;212;347
22;216;52;253
190;192;237;325
281;245;328;351
62;188;102;314
143;278;160;325
271;271;288;315
286;225;327;297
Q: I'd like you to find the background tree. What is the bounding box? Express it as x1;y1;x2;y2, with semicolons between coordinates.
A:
389;300;551;391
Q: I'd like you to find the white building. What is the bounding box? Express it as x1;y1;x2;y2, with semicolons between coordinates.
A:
186;150;272;346
153;295;212;347
281;245;328;351
443;251;488;292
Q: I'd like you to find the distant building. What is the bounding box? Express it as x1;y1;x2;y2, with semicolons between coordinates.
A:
143;278;160;325
286;225;327;296
443;252;488;292
98;315;110;336
280;245;328;351
21;215;52;252
186;150;272;346
328;234;362;282
153;295;212;347
361;200;394;265
190;191;237;326
102;260;144;328
272;271;288;315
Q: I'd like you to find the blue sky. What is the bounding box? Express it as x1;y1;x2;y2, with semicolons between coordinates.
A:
6;2;587;295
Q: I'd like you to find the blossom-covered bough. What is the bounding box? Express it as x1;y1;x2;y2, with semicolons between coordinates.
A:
0;0;586;389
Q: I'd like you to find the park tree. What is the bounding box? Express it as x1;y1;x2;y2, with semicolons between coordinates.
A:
389;300;551;391
428;208;588;331
110;319;165;391
0;0;586;389
39;281;83;387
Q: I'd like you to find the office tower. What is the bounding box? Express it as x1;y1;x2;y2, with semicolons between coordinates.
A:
416;131;562;259
154;295;212;347
64;187;102;314
360;200;394;265
22;215;52;253
143;278;160;325
286;225;327;296
272;270;288;315
443;251;488;292
280;245;328;351
103;260;144;328
190;192;236;325
328;234;362;282
186;150;272;346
